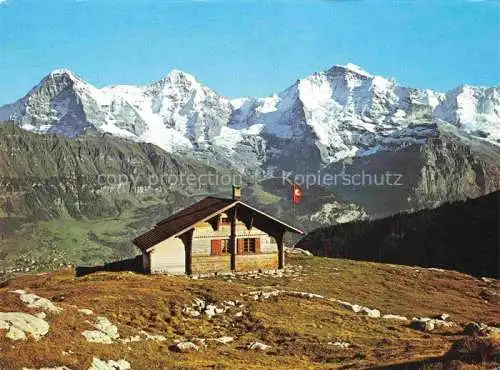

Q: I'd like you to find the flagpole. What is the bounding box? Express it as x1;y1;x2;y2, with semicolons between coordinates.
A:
291;183;297;250
291;184;294;251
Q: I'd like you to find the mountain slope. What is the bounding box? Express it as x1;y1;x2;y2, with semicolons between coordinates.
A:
0;123;239;220
319;122;500;217
0;123;367;275
0;256;498;369
0;123;242;273
297;191;500;278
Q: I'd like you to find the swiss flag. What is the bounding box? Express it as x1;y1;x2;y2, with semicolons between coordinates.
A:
292;184;302;205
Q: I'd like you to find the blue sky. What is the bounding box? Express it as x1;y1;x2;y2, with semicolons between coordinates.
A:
0;0;498;104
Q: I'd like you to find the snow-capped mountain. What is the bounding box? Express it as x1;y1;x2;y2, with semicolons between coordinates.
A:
0;69;233;152
0;64;498;174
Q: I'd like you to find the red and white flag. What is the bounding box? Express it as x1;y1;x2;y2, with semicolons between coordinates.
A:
292;184;302;205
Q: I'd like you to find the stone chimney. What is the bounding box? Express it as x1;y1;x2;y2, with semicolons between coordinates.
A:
232;185;241;200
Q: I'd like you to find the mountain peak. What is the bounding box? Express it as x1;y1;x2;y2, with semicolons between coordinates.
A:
39;69;90;91
168;68;193;77
328;63;373;78
49;68;75;75
46;68;80;81
165;69;198;84
147;69;201;92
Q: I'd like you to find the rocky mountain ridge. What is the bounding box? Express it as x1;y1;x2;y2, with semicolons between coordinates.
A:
1;64;498;175
320;122;500;217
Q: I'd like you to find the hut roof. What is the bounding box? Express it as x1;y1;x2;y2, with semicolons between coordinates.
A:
133;196;303;251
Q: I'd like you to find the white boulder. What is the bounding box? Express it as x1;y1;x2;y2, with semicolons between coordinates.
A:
140;330;166;341
247;341;272;351
7;326;27;340
328;341;350;349
173;341;199;352
215;336;234;344
119;335;141;343
382;314;408;321
410;319;435;332
89;357;130;370
0;319;10;329
93;317;119;340
82;330;114;344
78;309;94;316
0;312;50;340
23;367;72;370
10;290;62;314
361;307;381;318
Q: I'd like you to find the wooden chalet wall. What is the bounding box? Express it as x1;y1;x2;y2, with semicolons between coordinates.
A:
148;237;186;274
191;212;278;274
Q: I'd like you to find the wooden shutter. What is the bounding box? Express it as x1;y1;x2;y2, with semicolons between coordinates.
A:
255;238;260;254
211;239;221;256
237;239;244;255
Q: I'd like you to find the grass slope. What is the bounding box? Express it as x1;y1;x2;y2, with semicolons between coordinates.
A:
0;199;177;275
0;256;498;369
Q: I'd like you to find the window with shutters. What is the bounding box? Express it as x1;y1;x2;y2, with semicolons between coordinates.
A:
211;239;230;256
243;238;255;253
221;239;230;254
211;239;221;256
237;238;260;254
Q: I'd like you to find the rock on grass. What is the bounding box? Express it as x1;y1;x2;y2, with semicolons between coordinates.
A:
0;312;50;340
10;290;63;314
170;341;199;353
410;319;435;332
89;357;130;370
247;341;272;351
